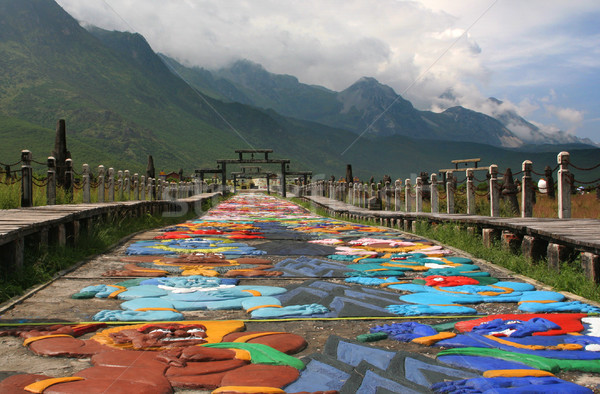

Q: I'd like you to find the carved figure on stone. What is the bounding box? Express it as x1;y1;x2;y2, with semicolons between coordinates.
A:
501;168;519;215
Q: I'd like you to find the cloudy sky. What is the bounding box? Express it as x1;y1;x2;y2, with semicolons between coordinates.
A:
55;0;600;142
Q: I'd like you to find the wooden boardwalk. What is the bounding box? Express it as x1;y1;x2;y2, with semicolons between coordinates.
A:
303;195;600;281
0;193;222;272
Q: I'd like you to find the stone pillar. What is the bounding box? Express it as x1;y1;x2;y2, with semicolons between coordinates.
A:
581;252;600;283
489;165;499;217
405;178;412;212
124;170;131;201
415;177;423;212
547;243;574;272
385;181;391;210
502;231;521;253
140;176;146;201
502;168;519;215
133;173;139;200
281;162;287;198
394;180;402;211
521;235;547;262
466;169;475;214
47;156;56;205
557;151;571;218
20;150;33;208
482;228;499;248
64;158;73;201
430;173;438;213
521;160;533;217
108;168;115;202
446;171;454;214
117;170;124;201
97;165;105;203
82;164;90;203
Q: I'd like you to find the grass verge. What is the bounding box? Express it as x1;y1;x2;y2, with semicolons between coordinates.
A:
291;197;600;304
0;197;219;304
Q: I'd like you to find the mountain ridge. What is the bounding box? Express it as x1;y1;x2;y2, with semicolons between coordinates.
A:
0;0;597;182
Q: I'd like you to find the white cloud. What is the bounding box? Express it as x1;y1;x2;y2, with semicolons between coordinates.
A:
54;0;600;141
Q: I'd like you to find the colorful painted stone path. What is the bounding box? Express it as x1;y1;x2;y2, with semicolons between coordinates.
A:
1;193;599;393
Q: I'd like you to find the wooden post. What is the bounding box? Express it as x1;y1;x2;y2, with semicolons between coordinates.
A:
133;173;139;200
557;151;571;218
405;178;412;212
489;165;499;217
430;173;439;213
521;160;533;217
82;164;90;203
97;165;105;203
466;169;475;214
108;168;115;202
47;156;56;205
446;171;454;214
415;177;423;212
124;170;131;201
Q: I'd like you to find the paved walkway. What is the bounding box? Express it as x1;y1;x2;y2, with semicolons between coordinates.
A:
0;193;598;393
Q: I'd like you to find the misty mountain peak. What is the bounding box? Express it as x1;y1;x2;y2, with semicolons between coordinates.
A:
338;76;411;113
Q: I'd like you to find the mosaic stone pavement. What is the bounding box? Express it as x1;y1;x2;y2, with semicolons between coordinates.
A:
1;193;599;393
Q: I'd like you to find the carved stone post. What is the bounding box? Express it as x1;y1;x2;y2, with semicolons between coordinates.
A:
489;165;499;217
124;170;131;201
521;160;533;217
47;156;56;205
65;158;73;201
466;169;475;214
82;164;90;203
501;168;519;215
405;178;412;212
394;180;402;211
117;170;123;201
133;173;139;200
430;173;438;213
140;175;146;201
415;177;423;212
97;165;105;203
147;178;153;201
446;171;454;214
385;181;391;210
557;151;571;218
108;168;115;202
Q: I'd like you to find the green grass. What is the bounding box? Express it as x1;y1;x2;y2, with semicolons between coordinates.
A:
412;221;600;303
0;197;218;304
291;197;600;304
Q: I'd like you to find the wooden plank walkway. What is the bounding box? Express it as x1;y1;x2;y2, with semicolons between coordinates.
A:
0;193;222;272
303;195;600;256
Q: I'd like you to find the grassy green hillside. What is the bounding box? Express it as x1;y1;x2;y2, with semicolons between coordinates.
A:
0;0;597;183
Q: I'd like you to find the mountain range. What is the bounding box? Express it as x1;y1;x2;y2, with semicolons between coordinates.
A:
0;0;598;182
